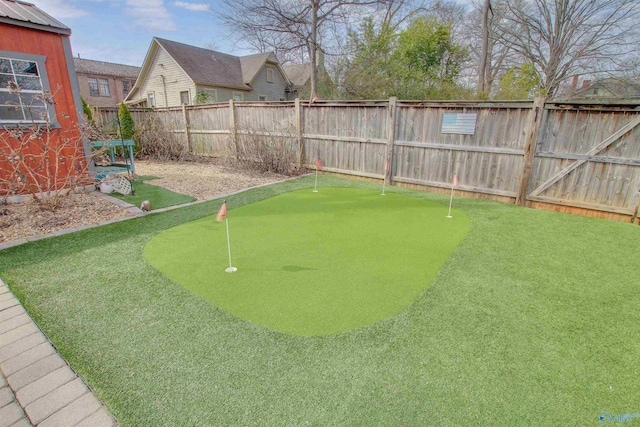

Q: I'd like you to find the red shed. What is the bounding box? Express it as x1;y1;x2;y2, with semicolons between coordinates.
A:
0;0;88;197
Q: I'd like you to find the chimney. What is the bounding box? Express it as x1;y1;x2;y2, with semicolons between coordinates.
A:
582;79;591;89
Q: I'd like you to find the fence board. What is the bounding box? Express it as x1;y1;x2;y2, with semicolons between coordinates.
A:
95;99;640;219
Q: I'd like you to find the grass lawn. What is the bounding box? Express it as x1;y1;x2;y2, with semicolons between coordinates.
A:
145;188;470;335
1;176;639;426
110;176;195;210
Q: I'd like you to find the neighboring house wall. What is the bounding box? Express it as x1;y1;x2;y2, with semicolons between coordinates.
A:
77;73;136;107
194;85;248;102
135;47;195;107
248;63;288;101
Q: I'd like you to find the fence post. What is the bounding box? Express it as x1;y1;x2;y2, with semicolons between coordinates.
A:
295;98;304;169
385;97;397;185
516;95;545;206
229;98;238;158
182;104;192;153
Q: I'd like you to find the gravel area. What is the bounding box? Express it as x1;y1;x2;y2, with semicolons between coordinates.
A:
0;192;132;243
135;159;287;200
1;160;288;245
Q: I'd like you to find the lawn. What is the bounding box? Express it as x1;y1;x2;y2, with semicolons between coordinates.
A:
1;176;638;426
110;176;196;210
145;188;470;335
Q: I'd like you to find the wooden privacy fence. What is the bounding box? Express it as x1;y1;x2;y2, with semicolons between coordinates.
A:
96;98;640;221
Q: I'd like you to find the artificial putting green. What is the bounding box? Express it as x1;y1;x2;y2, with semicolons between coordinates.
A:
144;187;470;335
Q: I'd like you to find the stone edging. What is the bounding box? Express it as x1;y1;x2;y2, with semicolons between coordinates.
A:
0;278;118;426
0;174;312;251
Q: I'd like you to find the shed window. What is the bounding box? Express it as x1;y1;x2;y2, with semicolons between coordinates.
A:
88;78;99;96
233;92;244;101
99;79;110;97
266;68;274;83
0;54;55;125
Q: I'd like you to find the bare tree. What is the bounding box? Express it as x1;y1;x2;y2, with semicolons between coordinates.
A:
498;0;640;98
219;0;383;101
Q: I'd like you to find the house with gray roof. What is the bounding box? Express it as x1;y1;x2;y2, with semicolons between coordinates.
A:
74;57;140;107
282;51;333;99
125;37;292;107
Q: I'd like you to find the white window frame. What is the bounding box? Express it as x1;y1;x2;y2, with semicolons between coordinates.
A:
0;51;57;127
266;68;274;83
147;92;156;107
204;89;217;102
179;90;190;105
87;77;99;96
233;92;244;101
258;94;267;101
98;78;110;97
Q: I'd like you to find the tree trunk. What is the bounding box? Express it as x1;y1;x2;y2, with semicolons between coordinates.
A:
309;0;319;102
478;0;490;94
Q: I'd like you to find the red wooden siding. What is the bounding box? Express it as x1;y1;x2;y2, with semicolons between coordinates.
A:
0;24;86;196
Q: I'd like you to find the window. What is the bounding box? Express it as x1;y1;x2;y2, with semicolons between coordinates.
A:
147;92;155;107
266;68;274;83
88;78;99;96
180;90;190;105
258;95;267;101
99;79;110;97
233;92;244;101
204;89;217;102
0;54;54;125
122;81;131;97
279;98;285;101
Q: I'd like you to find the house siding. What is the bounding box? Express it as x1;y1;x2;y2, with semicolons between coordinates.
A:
135;46;195;107
195;85;249;103
247;63;288;101
77;73;136;107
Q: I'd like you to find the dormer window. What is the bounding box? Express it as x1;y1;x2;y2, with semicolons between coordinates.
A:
267;68;274;83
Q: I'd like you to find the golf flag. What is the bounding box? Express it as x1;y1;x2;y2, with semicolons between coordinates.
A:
316;158;323;170
216;200;236;273
216;202;227;221
447;175;458;218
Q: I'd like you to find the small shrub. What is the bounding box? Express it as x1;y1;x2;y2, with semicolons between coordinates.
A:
136;112;187;161
226;126;298;175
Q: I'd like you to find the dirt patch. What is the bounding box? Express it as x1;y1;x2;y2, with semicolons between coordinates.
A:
1;159;289;245
0;192;132;244
135;159;288;200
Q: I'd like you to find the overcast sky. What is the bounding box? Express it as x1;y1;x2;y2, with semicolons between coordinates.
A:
30;0;252;66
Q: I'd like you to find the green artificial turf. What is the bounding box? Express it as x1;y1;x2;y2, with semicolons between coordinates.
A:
110;176;195;210
1;175;639;426
145;188;470;336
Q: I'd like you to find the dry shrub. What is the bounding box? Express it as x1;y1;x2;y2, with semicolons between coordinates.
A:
227;126;298;175
136;112;187;161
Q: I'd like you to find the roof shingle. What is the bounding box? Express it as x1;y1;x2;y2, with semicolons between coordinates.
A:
73;58;141;79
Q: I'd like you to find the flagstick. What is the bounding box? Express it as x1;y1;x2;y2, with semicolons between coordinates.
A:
224;217;237;273
313;167;319;192
381;179;386;196
446;184;454;218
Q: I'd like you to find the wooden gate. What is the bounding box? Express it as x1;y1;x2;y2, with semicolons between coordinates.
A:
526;105;640;216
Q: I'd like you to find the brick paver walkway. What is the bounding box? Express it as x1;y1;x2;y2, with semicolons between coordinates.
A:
0;280;117;427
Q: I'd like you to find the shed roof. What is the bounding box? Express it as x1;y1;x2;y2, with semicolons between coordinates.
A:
73;58;141;79
0;0;70;35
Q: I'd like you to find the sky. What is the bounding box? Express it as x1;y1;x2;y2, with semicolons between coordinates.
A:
29;0;252;66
